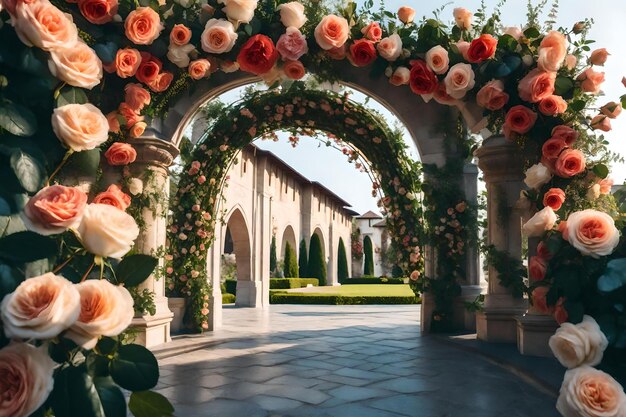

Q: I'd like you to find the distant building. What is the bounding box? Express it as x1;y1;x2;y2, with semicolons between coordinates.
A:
353;211;391;277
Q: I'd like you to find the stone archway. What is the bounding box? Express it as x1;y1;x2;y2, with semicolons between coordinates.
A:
223;208;254;307
281;225;297;262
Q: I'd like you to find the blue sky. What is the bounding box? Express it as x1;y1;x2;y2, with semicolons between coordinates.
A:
204;0;626;215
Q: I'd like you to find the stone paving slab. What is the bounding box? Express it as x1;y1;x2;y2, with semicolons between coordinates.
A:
158;305;560;417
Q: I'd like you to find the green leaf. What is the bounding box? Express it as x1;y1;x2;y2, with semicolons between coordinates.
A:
244;24;252;36
0;263;23;298
65;148;101;177
0;101;38;137
129;391;174;417
110;344;159;391
592;163;609;179
10;150;44;193
94;377;127;417
115;254;158;287
598;258;626;293
0;231;57;263
569;100;586;112
524;27;541;38
51;365;106;417
56;86;88;107
554;76;574;96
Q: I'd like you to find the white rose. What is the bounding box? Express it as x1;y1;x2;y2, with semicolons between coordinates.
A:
549;315;609;369
443;63;475;99
557;366;626;417
389;66;410;86
167;43;195;68
52;103;109;152
201;19;238;54
76;204;139;259
277;2;306;29
524;162;552;189
425;45;449;74
522;206;557;237
48;41;103;90
377;33;402;61
128;178;144;195
503;26;523;40
0;343;56;417
218;0;257;24
1;273;80;339
65;280;135;349
566;209;620;258
587;183;601;200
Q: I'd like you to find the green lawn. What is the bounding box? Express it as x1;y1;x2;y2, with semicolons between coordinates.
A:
283;284;415;296
270;284;420;305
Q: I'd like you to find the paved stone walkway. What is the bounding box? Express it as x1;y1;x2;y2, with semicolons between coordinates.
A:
157;305;560;417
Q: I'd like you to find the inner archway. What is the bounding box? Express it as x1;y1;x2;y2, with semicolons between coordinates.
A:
223;208;254;307
280;225;298;269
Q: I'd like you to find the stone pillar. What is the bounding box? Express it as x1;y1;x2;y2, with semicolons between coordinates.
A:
475;136;528;343
207;223;223;330
128;131;179;348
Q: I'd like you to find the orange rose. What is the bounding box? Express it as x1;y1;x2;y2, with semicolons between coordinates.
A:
314;14;350;50
537;31;567;72
115;48;141;78
566;209;620;258
541;138;567;161
529;256;547;281
577;67;605;94
283;60;305;80
129;121;146;138
538;95;568;116
124;83;151;112
188;59;211;80
118;102;143;127
170;23;191;46
543;188;566;211
600;101;622;119
78;0;118;24
558;221;569;240
589;48;609;66
518;68;556;103
466;34;497;63
397;6;415;24
599;178;614;195
106;111;120;133
591;114;611;132
124;6;163;45
476;79;509;110
48;41;103;90
135;52;161;85
147;71;173;93
503;105;537;135
551;125;578;145
361;22;382;42
555;149;586;178
22;185;87;235
237;34;278;75
531;286;552;314
92;184;131;210
13;0;78;51
104;142;137;166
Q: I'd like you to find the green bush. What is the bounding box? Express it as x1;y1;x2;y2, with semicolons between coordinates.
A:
270;278;319;289
363;235;374;276
224;279;237;295
340;277;406;284
222;293;236;304
270;235;277;274
337;237;348;281
283;242;299;278
298;238;308;277
270;293;420;305
307;233;326;286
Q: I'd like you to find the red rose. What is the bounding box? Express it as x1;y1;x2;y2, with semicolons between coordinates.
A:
536;241;552;260
78;0;118;24
93;184;131;210
529;256;547;281
104;142;137;166
349;39;377;67
237;34;279;75
503;105;537;135
543;188;566;211
408;59;438;95
467;34;497;63
541;138;567;161
136;52;161;85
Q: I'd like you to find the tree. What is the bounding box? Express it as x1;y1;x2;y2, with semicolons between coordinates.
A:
298;238;308;277
307;233;326;285
270;235;277;276
337;237;349;282
283;242;299;278
363;235;374;276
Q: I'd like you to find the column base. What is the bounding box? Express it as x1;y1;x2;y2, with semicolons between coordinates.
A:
132;296;173;348
236;281;262;307
516;313;558;357
452;285;484;332
477;306;527;343
208;292;223;331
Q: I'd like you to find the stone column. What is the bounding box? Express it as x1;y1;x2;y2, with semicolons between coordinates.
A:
128;131;179;348
475;136;528;343
207;223;223;330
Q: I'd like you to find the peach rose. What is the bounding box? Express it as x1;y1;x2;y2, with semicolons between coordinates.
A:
389;66;410;86
104;142;136;166
455;41;470;61
22;185;87;235
591;114;611;132
504;105;537;135
189;59;211;80
565;54;577;70
76;203;139;258
124;7;163;45
129;121;146;138
453;7;472;30
115;47;141;78
531;286;552;314
600;101;622;119
201;18;238;54
518;68;556;103
476;79;509;110
599;178;614;195
283;60;305;80
537;30;567;72
555;149;586;178
529;256;547;281
326;44;347;60
51;103;109;151
276;26;308;61
170;23;191;46
549;315;608;369
542;138;567;161
124;83;151;112
1;273;80;339
443;63;475;99
277;2;306;29
118;102;143;127
557;366;626;417
590;48;609;66
524;163;553;189
148;71;173;92
522;206;557;237
65;280;135;349
106;111;120;133
397;6;415;24
543;187;566;211
424;45;449;74
78;0;117;24
377;33;402;62
361;22;382;42
314;14;350;50
538;95;568;116
93;184;131;210
13;0;78;51
577;67;605;94
551;125;579;145
219;0;257;24
48;41;103;90
566;209;620;258
0;343;55;417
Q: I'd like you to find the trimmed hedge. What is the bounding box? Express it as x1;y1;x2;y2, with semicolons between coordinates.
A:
270;278;319;289
270;293;420;305
222;293;236;304
307;233;326;286
283;242;299;278
298;238;308;277
340;277;406;285
363;235;374;276
224;279;237;295
337;237;349;281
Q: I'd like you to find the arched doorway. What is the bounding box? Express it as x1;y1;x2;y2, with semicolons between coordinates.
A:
223;208;254;307
280;225;298;274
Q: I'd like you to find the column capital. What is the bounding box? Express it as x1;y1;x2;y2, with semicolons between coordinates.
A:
475;135;523;183
131;129;180;170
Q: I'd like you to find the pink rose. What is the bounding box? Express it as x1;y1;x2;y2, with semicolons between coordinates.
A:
13;0;78;51
276;26;308;61
555;149;586;178
551;125;578;145
455;41;470;61
52;103;109;151
201;18;238;54
443;63;475;99
518;68;556;103
92;184;131;211
537;30;567;72
577;67;605;94
104;142;137;166
361;22;382;42
599;178;614;195
565;54;577;70
115;48;141;78
124;83;151;112
170;24;192;46
22;185;87;235
600;101;622;119
476;79;509;110
538;95;568;116
529;256;547;281
283;60;305;80
589;48;609;66
453;7;472;30
591;114;611;132
397;6;415;24
425;45;449;74
189;59;211;80
566;209;620;258
314;14;349;50
124;7;163;45
389;66;410;86
557;366;626;417
503;105;537;135
376;34;402;61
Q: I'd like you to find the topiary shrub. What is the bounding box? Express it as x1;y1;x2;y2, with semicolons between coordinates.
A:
224;279;237;295
337;237;349;281
283;242;299;278
298;238;308;278
270;235;278;275
363;235;374;276
270;278;319;289
307;233;326;286
222;293;236;304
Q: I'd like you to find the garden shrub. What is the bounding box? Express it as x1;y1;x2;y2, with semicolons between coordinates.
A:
270;278;319;289
363;236;374;276
283;242;299;278
337;237;349;281
222;293;236;304
307;233;326;286
224;279;237;295
298;239;308;277
270;235;277;275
